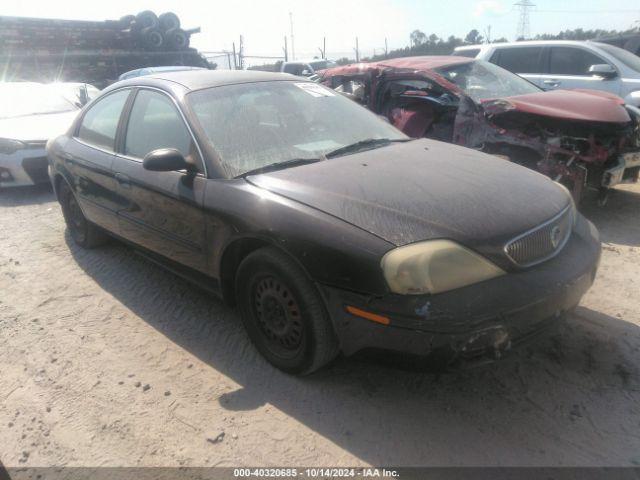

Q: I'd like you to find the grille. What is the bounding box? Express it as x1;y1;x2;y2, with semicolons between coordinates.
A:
22;156;50;184
505;205;573;267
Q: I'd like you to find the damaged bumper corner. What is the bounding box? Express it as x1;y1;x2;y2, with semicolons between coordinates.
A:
318;216;601;361
602;151;640;188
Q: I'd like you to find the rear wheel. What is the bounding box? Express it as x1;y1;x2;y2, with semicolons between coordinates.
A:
235;247;339;374
59;182;108;249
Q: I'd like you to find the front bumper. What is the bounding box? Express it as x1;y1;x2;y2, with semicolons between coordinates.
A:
0;148;50;188
602;151;640;188
319;215;601;360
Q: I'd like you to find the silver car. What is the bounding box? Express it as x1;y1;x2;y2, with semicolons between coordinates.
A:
0;83;93;188
454;40;640;106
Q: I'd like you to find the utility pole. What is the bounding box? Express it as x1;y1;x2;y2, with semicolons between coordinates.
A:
514;0;535;40
289;12;295;61
384;37;388;57
354;37;359;62
238;35;244;69
485;25;492;43
283;36;288;62
232;42;237;69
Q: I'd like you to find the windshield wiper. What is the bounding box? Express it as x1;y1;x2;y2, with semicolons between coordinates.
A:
325;138;412;159
239;157;323;177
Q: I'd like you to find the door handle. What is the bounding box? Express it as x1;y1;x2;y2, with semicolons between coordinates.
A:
62;153;76;164
543;79;561;87
115;172;131;189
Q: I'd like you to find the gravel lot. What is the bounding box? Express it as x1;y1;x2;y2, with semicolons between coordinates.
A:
1;183;640;467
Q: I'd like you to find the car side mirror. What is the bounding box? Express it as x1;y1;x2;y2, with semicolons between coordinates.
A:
78;85;90;106
589;64;617;79
301;69;311;76
143;148;193;172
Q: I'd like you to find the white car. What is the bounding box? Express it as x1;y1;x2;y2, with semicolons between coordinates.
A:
0;82;90;188
454;40;640;106
280;59;337;77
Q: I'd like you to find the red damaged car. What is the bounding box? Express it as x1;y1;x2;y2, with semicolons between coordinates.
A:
318;56;640;203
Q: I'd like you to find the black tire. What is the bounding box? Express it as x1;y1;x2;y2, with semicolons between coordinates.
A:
164;28;189;50
142;27;164;50
235;247;339;375
135;10;159;29
159;12;180;31
119;15;136;28
58;182;108;249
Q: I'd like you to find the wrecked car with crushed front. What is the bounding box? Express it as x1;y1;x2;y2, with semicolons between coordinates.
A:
47;70;601;374
319;56;640;204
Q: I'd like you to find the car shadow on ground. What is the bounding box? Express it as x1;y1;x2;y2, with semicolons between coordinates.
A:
581;186;640;247
0;184;55;207
66;232;640;466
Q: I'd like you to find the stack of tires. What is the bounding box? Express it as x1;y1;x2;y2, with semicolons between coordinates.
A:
120;11;190;51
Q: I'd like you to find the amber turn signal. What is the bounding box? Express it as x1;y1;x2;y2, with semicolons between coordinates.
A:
345;305;390;325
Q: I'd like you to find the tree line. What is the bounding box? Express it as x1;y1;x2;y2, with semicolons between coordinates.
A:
248;26;637;70
333;27;636;65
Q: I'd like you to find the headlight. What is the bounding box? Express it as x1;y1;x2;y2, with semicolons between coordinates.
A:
0;138;26;155
381;239;505;295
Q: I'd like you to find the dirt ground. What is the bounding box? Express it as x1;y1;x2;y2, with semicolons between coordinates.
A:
1;182;640;468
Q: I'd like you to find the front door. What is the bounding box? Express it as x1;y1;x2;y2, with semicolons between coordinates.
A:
112;88;208;273
539;46;621;94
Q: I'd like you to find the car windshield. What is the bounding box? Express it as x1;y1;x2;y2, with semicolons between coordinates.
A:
435;60;541;101
0;83;77;119
596;43;640;74
188;81;407;177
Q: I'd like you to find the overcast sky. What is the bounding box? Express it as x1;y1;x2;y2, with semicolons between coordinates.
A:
3;0;639;63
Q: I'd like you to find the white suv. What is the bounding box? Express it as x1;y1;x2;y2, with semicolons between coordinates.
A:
454;40;640;106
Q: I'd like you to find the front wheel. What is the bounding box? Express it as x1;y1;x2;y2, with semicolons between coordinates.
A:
59;181;108;249
235;247;339;375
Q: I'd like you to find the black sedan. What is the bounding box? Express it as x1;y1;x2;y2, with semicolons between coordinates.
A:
47;70;601;374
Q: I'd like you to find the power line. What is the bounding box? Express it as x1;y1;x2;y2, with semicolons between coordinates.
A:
533;8;639;13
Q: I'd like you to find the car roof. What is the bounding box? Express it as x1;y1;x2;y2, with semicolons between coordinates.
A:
454;45;485;51
377;55;473;70
322;56;473;77
116;69;302;91
456;40;608;49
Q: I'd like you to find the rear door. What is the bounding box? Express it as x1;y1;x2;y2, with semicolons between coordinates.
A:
539;46;622;94
489;46;545;88
66;88;131;233
111;88;208;272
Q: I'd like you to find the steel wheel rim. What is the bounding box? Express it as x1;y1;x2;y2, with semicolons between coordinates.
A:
252;275;304;358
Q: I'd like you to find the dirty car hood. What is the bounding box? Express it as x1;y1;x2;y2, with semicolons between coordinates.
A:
483;89;631;123
247;139;571;252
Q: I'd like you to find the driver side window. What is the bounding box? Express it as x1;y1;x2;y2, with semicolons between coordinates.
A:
548;47;608;76
124;89;201;170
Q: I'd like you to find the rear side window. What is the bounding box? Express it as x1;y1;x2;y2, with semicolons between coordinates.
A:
548;47;608;75
124;90;192;160
283;63;309;76
454;49;480;58
77;89;129;150
492;47;543;73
